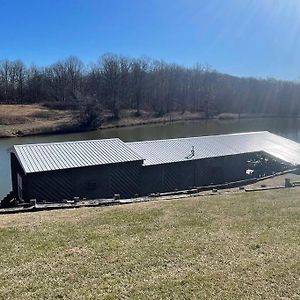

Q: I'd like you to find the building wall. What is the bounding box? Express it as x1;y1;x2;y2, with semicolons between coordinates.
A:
27;170;73;202
194;153;253;186
140;153;257;195
25;161;142;202
71;161;142;199
11;151;283;202
141;161;195;195
11;153;28;201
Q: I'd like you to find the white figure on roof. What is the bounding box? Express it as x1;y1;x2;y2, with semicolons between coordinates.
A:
185;146;195;159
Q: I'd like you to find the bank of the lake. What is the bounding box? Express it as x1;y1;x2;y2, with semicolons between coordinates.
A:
0;104;79;138
0;104;210;138
1;104;299;139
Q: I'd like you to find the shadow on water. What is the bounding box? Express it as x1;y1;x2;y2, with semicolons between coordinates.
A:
1;117;300;198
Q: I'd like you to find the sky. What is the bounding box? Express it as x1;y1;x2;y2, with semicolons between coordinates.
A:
1;0;300;80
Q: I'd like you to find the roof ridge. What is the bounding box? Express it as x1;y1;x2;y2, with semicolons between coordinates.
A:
13;137;122;148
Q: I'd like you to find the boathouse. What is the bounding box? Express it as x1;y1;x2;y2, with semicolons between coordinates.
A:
10;138;144;202
126;132;297;195
7;131;300;203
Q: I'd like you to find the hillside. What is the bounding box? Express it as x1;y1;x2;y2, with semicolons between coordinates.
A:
0;104;78;137
0;189;299;299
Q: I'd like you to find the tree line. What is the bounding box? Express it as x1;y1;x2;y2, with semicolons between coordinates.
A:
1;54;300;119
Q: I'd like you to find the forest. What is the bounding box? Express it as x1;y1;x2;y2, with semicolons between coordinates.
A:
0;54;300;122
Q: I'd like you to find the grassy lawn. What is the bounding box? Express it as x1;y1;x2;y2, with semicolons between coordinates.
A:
0;190;299;299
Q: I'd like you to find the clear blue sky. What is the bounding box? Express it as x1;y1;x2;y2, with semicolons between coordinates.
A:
1;0;300;80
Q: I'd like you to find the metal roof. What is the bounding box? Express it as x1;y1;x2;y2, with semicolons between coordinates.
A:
127;131;300;166
11;131;300;174
12;138;143;174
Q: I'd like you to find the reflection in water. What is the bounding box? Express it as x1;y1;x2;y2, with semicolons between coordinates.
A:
0;117;300;198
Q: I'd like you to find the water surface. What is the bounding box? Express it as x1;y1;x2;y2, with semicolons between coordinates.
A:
1;117;300;198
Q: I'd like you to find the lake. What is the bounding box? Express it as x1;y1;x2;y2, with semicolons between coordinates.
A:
1;117;300;199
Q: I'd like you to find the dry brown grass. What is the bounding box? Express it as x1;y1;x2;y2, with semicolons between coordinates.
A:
0;104;50;117
0;104;77;136
0;189;299;299
0;114;28;125
0;105;207;137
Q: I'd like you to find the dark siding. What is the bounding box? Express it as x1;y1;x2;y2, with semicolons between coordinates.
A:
195;157;226;186
27;170;73;202
10;153;28;201
72;161;142;199
141;166;162;195
12;151;280;202
140;153;258;195
141;161;195;195
109;162;141;197
72;165;109;199
223;153;249;182
164;161;195;191
26;161;142;202
195;153;256;186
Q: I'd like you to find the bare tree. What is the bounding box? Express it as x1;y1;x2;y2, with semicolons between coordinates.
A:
65;56;84;99
0;60;10;102
100;54;121;119
0;54;300;119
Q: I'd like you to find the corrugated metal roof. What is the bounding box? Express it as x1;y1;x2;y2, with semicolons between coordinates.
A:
12;138;143;173
12;132;300;174
127;131;300;166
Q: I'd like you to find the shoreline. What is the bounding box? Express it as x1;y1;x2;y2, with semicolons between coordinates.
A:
0;114;206;138
0;106;299;139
